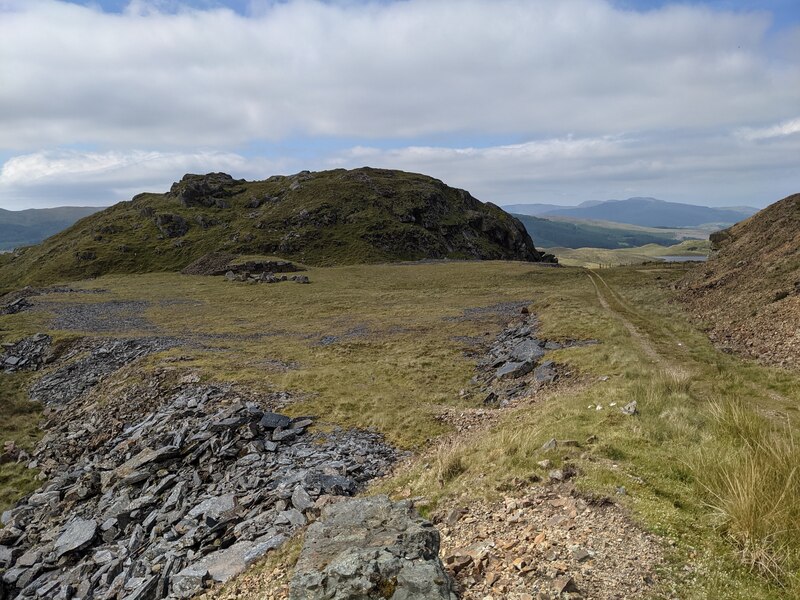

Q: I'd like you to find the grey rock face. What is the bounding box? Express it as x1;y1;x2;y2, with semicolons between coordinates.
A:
290;495;456;600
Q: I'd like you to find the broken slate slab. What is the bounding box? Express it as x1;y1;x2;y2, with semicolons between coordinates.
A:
181;534;286;585
291;485;314;512
509;339;545;363
259;412;292;430
533;360;557;384
188;493;236;520
54;519;97;558
495;360;533;380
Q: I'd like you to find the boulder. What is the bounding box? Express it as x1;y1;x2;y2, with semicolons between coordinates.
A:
289;495;456;600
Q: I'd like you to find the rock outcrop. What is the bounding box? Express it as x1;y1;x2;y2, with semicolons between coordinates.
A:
0;167;556;291
290;495;457;600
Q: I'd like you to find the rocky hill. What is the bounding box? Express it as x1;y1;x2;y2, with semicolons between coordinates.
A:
0;168;553;290
680;192;800;368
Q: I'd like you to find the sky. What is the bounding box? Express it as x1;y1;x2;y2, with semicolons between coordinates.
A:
0;0;799;210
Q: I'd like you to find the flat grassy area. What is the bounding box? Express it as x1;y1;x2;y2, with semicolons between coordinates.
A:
1;260;797;598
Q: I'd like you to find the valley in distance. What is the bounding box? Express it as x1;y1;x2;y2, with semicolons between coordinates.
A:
0;168;798;600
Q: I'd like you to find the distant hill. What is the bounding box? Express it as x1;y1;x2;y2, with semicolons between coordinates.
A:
0;206;103;250
680;193;800;368
0;168;554;290
513;213;694;249
505;197;757;228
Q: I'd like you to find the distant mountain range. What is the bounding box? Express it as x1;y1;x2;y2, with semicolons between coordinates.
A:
512;214;695;250
0;206;104;251
503;197;758;228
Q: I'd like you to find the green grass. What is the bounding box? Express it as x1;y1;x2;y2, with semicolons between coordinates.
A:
0;373;41;512
0;260;797;598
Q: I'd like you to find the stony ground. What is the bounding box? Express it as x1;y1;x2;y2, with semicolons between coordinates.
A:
435;484;662;600
679;192;800;369
2;262;797;600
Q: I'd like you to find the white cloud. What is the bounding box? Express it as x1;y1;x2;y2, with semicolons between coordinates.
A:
325;129;800;206
0;0;798;149
0;149;288;207
2;124;798;210
0;0;798;209
736;117;800;141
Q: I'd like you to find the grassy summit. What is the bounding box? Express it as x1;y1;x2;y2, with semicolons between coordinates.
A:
0;168;553;291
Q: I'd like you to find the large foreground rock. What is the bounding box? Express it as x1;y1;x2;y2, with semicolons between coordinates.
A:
290;495;456;600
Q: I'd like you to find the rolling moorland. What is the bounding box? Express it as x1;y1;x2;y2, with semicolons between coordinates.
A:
0;171;798;600
511;214;704;250
504;198;757;228
0;207;103;252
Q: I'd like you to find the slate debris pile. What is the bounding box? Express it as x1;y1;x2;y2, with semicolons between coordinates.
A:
290;495;457;600
0;298;31;316
180;254;304;278
28;337;181;405
224;272;310;285
1;334;53;373
0;384;400;599
473;315;565;406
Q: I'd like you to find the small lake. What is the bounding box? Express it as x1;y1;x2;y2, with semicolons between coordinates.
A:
659;255;708;262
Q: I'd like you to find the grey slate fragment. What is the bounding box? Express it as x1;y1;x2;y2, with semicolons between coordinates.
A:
188;493;236;520
259;412;292;430
291;486;314;512
509;339;546;363
621;400;638;415
54;519;97;558
495;360;533;380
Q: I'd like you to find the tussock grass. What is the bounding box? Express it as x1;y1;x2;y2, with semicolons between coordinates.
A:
697;399;800;590
433;441;468;486
0;373;41;511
